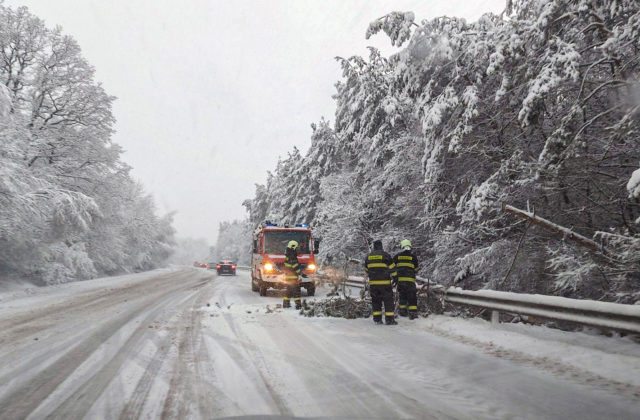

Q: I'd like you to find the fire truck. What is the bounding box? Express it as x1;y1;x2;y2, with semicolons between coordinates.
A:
251;221;319;296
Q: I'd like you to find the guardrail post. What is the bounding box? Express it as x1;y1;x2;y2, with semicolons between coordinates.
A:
491;310;500;325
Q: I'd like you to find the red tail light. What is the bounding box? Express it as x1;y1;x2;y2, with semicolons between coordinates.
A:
231;265;236;269
216;265;221;269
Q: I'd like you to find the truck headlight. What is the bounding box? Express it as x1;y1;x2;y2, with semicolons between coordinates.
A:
263;263;273;272
307;264;316;271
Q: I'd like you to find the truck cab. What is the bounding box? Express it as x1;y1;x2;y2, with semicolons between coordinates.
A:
251;222;319;296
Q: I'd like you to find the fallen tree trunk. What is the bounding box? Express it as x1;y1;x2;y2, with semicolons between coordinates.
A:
503;204;600;252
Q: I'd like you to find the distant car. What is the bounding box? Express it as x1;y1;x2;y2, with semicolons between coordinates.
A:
193;261;201;267
216;260;236;276
199;262;207;268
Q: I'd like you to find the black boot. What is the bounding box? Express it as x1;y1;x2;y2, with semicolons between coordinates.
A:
385;317;398;325
409;312;418;320
283;299;291;308
295;300;302;310
374;320;383;325
398;308;408;317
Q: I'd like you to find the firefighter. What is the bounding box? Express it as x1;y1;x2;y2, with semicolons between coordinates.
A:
393;239;419;319
364;240;397;325
283;240;302;309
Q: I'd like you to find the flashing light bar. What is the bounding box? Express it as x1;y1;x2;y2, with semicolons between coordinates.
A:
295;223;308;228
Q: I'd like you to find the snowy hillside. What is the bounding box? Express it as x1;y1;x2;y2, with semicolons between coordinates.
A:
243;0;640;303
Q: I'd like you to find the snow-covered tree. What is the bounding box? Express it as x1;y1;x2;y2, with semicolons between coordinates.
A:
245;0;640;302
0;4;175;284
168;237;211;265
214;220;252;265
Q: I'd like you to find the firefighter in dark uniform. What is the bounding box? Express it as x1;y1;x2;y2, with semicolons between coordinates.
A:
364;240;397;325
393;239;419;319
283;240;302;309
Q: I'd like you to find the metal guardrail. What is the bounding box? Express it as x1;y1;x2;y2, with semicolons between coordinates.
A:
445;288;640;334
317;272;640;334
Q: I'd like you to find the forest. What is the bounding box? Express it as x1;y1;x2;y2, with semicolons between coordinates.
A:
0;5;174;284
242;0;640;302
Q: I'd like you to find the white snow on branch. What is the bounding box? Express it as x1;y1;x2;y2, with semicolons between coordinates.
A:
627;166;640;199
0;84;11;118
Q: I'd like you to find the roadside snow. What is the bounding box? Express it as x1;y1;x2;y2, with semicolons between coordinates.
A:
0;267;179;316
420;315;640;389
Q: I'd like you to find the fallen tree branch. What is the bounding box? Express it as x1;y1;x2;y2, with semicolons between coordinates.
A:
503;204;601;252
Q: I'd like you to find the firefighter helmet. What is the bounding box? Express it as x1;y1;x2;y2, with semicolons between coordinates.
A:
287;240;299;250
401;239;412;250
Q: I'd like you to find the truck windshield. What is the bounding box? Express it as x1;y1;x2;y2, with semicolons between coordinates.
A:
263;230;311;254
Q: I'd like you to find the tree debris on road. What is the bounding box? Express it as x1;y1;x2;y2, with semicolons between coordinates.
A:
299;296;372;319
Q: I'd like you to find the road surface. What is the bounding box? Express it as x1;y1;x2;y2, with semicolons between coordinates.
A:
0;268;638;419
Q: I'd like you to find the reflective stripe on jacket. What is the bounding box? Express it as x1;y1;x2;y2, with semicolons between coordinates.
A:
393;250;419;282
364;251;396;283
283;252;301;280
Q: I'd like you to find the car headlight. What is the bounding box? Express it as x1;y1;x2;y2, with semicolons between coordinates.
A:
263;263;273;272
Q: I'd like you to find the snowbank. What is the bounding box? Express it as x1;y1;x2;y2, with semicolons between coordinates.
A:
420;315;640;388
0;267;181;315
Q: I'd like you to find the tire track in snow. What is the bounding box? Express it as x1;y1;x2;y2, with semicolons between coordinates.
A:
223;312;292;415
338;324;517;419
272;316;473;419
45;289;193;420
0;271;198;399
424;324;640;401
0;270;184;346
0;269;210;419
1;306;161;419
204;279;292;415
266;321;398;417
204;274;475;418
160;280;218;420
33;275;211;419
117;326;176;420
207;278;458;418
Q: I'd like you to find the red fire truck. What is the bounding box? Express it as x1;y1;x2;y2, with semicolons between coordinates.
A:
251;222;319;296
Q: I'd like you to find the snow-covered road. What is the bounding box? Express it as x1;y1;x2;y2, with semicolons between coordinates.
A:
0;268;638;419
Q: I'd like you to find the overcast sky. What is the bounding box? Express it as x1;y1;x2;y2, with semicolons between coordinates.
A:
6;0;506;244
